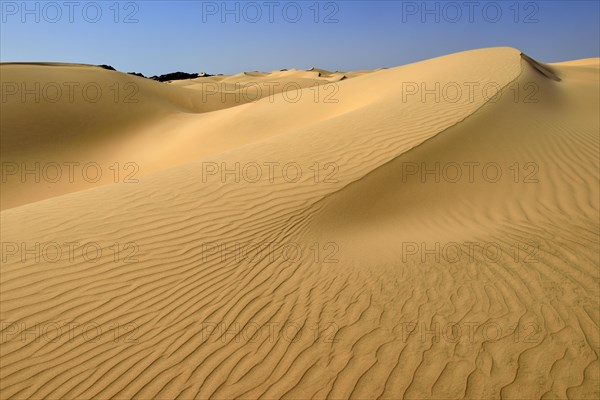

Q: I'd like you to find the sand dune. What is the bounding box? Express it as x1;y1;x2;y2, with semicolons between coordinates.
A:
0;64;365;210
1;47;598;399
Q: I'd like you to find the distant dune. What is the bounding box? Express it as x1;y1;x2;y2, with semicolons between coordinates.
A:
1;47;598;399
0;63;365;210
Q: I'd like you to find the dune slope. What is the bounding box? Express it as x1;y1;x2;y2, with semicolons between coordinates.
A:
0;63;361;209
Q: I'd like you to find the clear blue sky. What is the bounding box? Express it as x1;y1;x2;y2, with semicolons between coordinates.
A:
1;1;598;75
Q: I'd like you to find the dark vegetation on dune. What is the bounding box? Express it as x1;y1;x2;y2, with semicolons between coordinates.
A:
97;65;212;82
149;71;204;82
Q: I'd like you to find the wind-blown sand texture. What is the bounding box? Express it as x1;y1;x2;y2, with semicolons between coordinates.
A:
1;47;599;399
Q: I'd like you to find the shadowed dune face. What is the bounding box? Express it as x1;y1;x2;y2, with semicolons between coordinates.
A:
0;47;599;399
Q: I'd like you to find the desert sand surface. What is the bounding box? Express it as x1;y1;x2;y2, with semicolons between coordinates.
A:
1;47;599;399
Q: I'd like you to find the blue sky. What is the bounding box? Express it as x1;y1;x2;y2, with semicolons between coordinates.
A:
1;1;599;75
